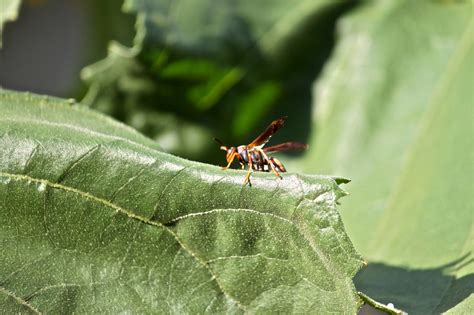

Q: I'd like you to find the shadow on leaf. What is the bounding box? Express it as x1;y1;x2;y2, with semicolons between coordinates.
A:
355;254;474;314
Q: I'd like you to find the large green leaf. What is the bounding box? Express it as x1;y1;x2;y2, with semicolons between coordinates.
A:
303;0;473;313
81;0;354;162
0;89;364;313
0;0;21;48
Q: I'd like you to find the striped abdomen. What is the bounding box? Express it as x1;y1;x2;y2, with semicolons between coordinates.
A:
238;147;286;173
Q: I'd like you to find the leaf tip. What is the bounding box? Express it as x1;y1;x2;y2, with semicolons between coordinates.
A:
332;176;351;185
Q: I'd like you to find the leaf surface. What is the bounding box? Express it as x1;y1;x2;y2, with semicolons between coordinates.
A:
0;89;364;313
303;1;474;313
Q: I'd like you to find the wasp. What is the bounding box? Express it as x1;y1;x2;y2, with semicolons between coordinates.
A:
216;116;308;185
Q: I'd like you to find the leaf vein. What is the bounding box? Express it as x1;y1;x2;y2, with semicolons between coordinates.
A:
151;166;188;219
0;286;41;314
118;224;142;278
166;247;183;301
22;140;42;173
204;296;218;313
42;186;56;248
0;255;52;287
57;144;101;183
167;207;341;291
167;208;294;225
206;253;288;264
110;160;153;202
25;282;105;302
0;171;246;311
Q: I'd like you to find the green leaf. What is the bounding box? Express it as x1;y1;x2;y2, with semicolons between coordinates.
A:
0;0;21;48
304;0;474;313
0;89;364;313
81;0;354;161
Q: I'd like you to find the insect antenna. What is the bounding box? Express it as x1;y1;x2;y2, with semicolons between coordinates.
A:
213;137;225;145
214;137;228;150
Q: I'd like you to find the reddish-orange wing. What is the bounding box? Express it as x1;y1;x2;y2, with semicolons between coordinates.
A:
247;116;287;149
263;142;308;153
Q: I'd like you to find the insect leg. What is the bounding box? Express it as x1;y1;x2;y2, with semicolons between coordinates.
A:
243;155;253;185
270;157;286;172
221;153;238;170
258;149;282;179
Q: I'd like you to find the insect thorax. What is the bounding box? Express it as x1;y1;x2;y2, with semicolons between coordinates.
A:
237;145;247;153
237;145;249;163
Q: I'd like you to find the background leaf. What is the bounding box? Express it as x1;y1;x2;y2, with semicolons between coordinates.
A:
302;1;474;313
0;0;135;97
81;0;356;162
0;89;364;313
0;0;21;48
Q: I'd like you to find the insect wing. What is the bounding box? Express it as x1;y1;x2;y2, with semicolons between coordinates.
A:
247;116;287;149
263;142;308;153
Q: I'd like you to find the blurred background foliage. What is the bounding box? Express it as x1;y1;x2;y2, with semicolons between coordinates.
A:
1;0;357;162
1;0;473;313
80;0;357;163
